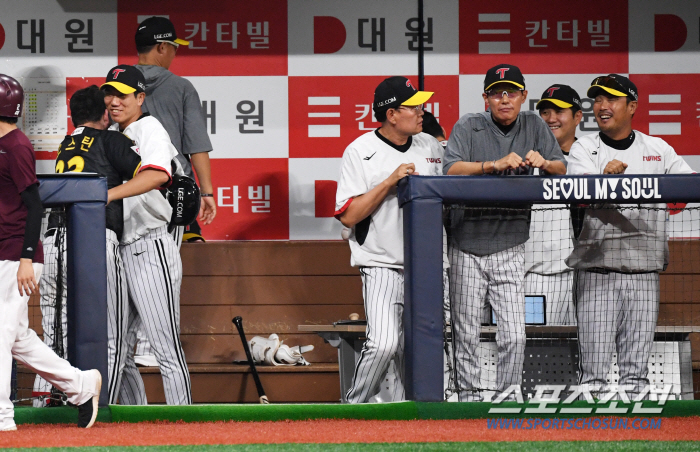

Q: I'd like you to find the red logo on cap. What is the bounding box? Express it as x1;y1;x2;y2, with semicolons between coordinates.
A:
546;87;559;98
111;69;126;79
495;68;509;79
406;79;414;89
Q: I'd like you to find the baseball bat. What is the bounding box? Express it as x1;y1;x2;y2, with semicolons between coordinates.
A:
232;316;269;404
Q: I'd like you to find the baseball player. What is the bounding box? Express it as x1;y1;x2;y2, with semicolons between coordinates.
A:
101;65;192;405
565;74;694;398
32;86;170;405
0;74;101;430
523;84;584;326
443;64;567;401
131;15;217;368
335;76;442;403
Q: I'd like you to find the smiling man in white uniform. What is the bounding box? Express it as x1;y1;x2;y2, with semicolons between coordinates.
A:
565;74;694;398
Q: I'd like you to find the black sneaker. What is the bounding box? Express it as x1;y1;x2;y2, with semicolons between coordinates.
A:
77;369;101;428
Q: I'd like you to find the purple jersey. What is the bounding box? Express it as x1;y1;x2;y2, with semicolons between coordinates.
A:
0;129;43;263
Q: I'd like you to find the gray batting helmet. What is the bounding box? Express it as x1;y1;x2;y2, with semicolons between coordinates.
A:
0;74;24;117
168;174;201;227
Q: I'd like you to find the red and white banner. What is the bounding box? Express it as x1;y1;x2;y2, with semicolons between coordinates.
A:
631;74;700;155
289;75;459;158
9;0;700;239
207;158;289;240
459;0;628;74
288;0;459;76
117;0;287;76
629;1;700;74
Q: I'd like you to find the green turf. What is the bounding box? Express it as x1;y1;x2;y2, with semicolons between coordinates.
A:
110;401;418;423
2;442;699;451
13;400;700;425
13;406;111;425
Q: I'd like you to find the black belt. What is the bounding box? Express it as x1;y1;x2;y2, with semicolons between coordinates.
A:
585;267;656;275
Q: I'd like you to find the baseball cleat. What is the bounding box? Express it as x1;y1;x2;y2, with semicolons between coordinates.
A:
78;369;101;428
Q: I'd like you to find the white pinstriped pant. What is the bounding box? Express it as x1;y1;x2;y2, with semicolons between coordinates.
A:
346;267;405;404
33;229;128;406
575;270;659;397
449;245;526;401
116;226;191;405
133;225;183;359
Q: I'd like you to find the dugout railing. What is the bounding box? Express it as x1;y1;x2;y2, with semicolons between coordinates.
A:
36;173;109;406
398;174;700;402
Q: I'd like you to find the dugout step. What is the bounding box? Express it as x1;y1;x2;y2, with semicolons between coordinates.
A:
137;363;341;403
14;363;342;405
300;325;697;402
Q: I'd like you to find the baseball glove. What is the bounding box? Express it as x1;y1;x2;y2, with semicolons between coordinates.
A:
248;334;314;366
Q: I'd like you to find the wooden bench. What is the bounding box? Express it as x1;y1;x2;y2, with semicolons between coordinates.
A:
174;241;363;403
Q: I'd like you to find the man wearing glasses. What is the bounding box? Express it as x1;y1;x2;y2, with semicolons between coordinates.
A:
443;64;566;401
335;76;443;403
565;74;693;399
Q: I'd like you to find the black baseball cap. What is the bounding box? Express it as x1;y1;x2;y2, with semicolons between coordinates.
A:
484;64;525;91
536;84;582;111
135;16;189;47
373;76;433;114
587;74;638;101
101;65;146;94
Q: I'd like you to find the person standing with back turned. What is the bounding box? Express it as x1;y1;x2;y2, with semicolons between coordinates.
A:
134;16;216;243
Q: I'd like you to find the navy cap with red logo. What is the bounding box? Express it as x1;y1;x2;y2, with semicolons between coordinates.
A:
484;64;526;91
135;16;190;48
536;84;582;112
373;76;434;114
101;65;146;94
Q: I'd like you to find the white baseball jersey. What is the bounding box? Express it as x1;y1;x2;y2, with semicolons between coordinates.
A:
566;131;693;272
524;156;573;275
335;131;443;268
110;116;177;245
